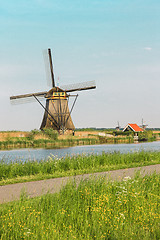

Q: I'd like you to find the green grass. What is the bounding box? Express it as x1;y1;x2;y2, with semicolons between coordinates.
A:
0;173;160;239
0;151;160;185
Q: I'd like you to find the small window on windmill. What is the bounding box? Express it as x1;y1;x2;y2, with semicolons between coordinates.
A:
53;92;57;97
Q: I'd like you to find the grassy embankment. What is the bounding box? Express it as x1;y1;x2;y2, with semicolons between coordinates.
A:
0;151;160;185
0;130;134;150
0;173;160;239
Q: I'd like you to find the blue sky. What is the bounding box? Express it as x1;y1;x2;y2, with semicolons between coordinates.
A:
0;0;160;130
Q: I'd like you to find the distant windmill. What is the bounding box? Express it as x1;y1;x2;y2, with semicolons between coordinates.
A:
10;49;96;134
140;118;148;130
115;121;121;131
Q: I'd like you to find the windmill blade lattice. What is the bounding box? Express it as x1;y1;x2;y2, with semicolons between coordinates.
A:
60;80;96;93
48;49;55;87
43;49;55;88
10;91;47;100
10;96;45;105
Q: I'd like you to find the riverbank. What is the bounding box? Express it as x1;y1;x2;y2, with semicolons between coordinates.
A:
1;128;158;150
1;151;160;185
0;137;134;150
0;130;134;150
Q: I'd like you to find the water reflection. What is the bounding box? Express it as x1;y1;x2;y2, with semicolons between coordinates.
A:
0;141;160;163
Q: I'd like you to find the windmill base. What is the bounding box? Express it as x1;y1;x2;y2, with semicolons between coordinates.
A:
40;99;75;133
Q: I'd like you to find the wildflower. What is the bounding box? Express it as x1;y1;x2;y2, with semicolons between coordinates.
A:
123;176;131;181
119;213;125;219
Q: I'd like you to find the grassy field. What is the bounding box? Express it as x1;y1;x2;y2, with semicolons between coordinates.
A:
0;151;160;185
0;173;159;239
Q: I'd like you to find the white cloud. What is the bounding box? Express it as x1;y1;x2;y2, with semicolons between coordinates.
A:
144;47;152;51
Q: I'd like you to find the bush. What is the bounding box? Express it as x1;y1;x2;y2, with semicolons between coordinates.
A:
31;129;41;135
27;129;41;140
113;130;134;136
138;131;155;142
42;128;58;140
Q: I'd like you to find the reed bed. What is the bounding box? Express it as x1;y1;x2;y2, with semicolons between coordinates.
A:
0;135;134;150
0;138;100;150
0;173;159;239
0;151;160;185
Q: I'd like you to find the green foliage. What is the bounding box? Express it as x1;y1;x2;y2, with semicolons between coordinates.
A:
0;174;160;239
27;129;40;140
30;129;41;135
42;128;58;140
138;131;156;142
113;130;134;136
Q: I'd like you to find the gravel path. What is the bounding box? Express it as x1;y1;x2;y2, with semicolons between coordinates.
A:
0;164;160;204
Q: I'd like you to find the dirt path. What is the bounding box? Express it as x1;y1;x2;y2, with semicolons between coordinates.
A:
0;164;160;204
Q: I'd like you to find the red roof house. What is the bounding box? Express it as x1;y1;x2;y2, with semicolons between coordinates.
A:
123;123;144;133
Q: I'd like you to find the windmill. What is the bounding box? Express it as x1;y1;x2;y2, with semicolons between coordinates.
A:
10;49;96;134
115;121;121;131
140;118;148;130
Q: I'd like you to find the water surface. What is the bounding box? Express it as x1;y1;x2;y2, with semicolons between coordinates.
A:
1;141;160;163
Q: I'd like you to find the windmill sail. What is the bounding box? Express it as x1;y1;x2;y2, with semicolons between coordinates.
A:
10;91;47;100
48;48;55;87
60;80;96;93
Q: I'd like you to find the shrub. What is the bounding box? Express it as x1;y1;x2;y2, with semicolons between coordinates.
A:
42;128;58;140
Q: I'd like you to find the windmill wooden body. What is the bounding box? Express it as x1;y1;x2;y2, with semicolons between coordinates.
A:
10;49;96;133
